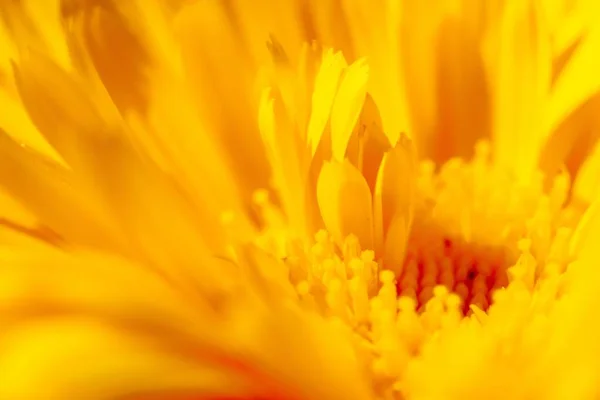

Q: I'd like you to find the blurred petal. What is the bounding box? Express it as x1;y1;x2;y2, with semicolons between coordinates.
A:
342;0;408;143
492;0;551;179
228;0;307;67
174;1;270;196
399;0;444;151
305;0;354;58
0;132;122;251
258;87;308;235
435;13;491;162
547;24;600;134
0;319;257;400
66;1;151;114
572;140;600;204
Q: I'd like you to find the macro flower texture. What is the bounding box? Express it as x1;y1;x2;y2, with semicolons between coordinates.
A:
3;0;600;399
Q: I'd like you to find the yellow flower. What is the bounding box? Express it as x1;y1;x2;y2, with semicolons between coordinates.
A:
1;0;600;400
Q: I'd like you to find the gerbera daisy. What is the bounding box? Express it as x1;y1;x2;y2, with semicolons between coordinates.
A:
1;0;600;399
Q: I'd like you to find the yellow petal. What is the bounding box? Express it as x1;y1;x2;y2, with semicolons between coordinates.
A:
0;132;122;251
0;188;37;231
174;1;271;197
492;0;551;179
0;0;71;69
342;0;408;143
547;25;600;134
143;73;251;227
227;0;306;67
345;94;391;193
13;50;242;281
538;94;600;182
382;213;408;275
331;58;369;161
0;87;63;162
0;318;257;400
374;134;416;256
434;14;491;162
307;49;347;157
569;195;600;259
71;3;151;113
317;159;374;250
12;49;115;169
572;140;600;204
305;0;355;59
258;87;308;236
238;305;373;400
234;244;298;301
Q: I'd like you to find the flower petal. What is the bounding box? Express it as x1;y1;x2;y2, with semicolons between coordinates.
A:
12;50;246;285
491;0;551;179
66;2;151;114
226;0;306;67
0;132;122;251
434;14;491;162
341;0;408;143
317;159;374;250
330;58;369;161
0;318;257;400
174;1;270;196
549;25;600;126
307;49;347;157
305;0;354;59
374;134;416;258
344;94;391;193
572;140;600;204
238;305;373;400
258;87;308;235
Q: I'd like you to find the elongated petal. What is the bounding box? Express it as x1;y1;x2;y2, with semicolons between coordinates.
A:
174;1;270;196
258;87;308;235
0;132;122;251
317;160;374;249
305;0;354;59
0;85;62;162
538;26;600;179
342;0;408;143
538;94;600;182
0;188;37;233
69;2;151;114
374;134;416;256
227;0;306;67
572;140;600;204
435;15;491;162
548;26;600;132
0;0;71;69
0;319;258;400
331;58;369;161
143;73;251;227
239;305;373;400
491;0;551;179
307;49;347;157
382;213;408;275
399;0;443;152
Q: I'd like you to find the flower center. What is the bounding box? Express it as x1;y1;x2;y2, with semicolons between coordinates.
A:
399;231;511;315
252;140;582;320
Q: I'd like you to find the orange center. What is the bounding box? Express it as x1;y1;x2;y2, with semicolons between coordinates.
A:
398;227;513;315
